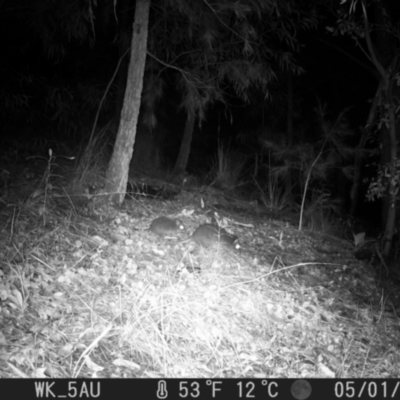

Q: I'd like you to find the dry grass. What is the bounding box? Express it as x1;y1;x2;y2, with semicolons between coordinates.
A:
253;175;293;213
209;145;247;192
0;135;399;377
0;190;399;378
301;190;343;234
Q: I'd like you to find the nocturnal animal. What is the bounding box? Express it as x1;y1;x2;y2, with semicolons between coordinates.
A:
134;216;184;237
178;224;238;249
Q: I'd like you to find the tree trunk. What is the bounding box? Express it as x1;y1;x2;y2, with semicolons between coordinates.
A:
360;0;398;258
114;0;132;122
382;77;398;259
105;0;150;204
285;71;293;198
174;111;195;174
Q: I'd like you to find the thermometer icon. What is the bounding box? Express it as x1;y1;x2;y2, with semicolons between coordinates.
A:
157;380;168;399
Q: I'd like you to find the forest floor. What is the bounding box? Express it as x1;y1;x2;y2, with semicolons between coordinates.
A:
0;166;400;379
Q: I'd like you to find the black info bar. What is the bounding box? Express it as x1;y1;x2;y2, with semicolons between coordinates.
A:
0;378;398;399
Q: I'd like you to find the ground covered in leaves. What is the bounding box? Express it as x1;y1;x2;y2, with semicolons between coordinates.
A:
0;189;399;378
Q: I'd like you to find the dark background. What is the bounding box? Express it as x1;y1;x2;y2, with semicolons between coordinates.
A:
0;0;389;224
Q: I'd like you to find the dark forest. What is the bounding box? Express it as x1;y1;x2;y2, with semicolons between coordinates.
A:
0;0;399;381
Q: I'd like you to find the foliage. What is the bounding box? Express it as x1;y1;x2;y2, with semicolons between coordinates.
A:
265;106;356;192
327;0;400;258
366;159;400;202
24;0;96;61
331;0;400;47
261;105;356;229
148;0;318;121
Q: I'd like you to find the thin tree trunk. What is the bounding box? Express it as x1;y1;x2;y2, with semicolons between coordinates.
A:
286;71;293;198
174;111;195;174
105;0;150;204
114;0;132;122
382;79;398;258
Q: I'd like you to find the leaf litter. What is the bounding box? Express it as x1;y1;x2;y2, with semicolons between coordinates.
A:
0;197;399;378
